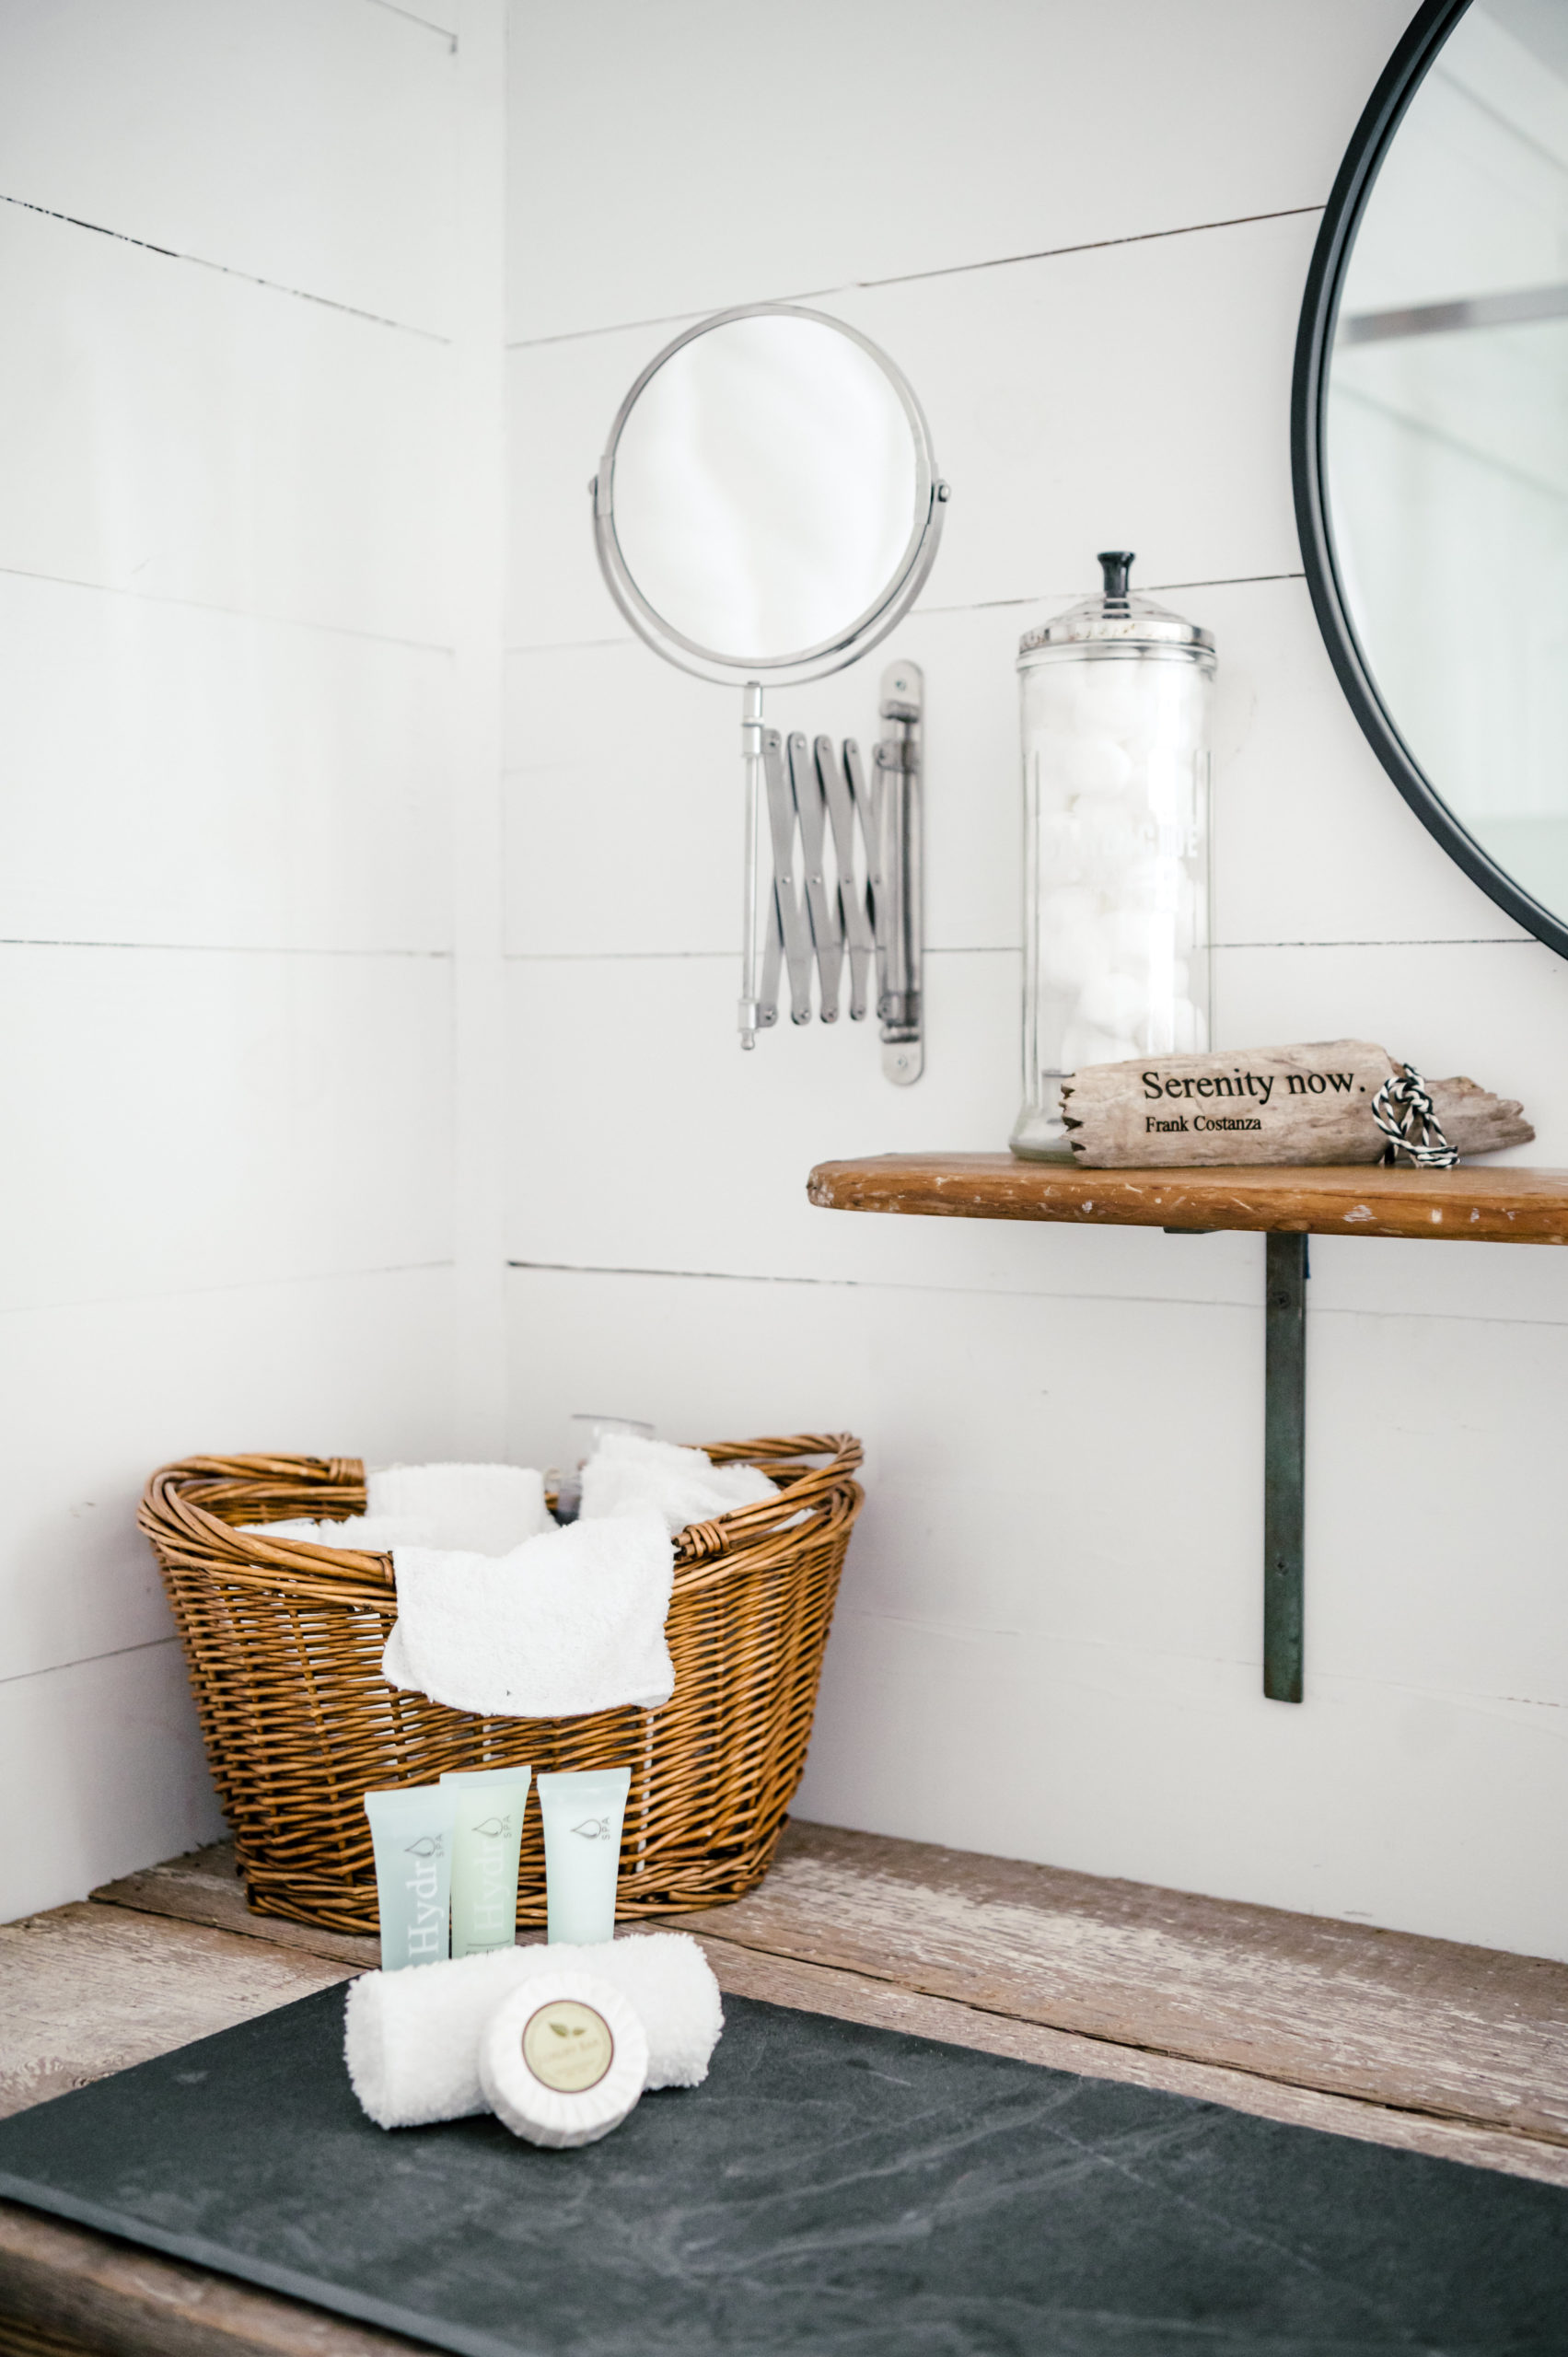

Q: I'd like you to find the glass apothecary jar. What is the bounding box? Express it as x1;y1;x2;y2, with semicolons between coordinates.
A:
1010;552;1215;1161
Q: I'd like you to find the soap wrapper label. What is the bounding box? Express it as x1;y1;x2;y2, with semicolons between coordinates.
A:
1060;1039;1531;1167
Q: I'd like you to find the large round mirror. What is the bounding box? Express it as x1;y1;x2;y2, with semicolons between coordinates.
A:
592;304;945;687
1295;0;1568;953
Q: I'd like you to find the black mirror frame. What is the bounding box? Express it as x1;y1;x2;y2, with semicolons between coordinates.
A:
1291;0;1568;959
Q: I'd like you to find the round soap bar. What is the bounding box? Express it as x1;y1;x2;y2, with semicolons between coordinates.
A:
479;1969;649;2149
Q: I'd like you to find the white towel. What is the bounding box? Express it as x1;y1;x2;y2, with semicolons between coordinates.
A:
579;1432;775;1536
381;1507;675;1717
239;1515;433;1551
366;1463;552;1557
343;1931;724;2129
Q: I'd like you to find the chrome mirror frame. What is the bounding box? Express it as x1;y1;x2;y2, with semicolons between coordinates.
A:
1291;0;1568;963
590;301;947;691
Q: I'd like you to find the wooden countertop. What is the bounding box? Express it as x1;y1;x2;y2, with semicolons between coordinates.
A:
807;1154;1568;1243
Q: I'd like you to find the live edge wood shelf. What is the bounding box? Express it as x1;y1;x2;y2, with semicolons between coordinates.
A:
807;1155;1568;1705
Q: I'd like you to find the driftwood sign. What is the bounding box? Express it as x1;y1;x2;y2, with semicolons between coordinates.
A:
1061;1039;1532;1168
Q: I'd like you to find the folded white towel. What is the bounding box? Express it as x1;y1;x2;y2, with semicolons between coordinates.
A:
239;1515;433;1551
381;1506;674;1718
366;1463;552;1558
343;1931;724;2129
579;1432;775;1537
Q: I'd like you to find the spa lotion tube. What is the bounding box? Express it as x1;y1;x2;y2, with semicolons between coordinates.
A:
364;1784;457;1971
441;1765;531;1958
537;1767;631;1945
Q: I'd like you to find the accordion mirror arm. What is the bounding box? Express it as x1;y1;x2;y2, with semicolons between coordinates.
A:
736;661;923;1082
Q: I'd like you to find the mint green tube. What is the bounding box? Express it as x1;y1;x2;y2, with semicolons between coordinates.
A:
441;1765;532;1958
536;1767;631;1945
364;1783;456;1971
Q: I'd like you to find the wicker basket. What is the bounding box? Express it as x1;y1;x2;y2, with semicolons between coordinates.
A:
138;1435;862;1935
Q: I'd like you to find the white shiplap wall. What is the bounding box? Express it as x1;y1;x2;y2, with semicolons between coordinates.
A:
504;0;1568;1961
0;0;505;1920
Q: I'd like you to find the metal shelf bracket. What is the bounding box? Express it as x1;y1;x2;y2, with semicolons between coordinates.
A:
1263;1232;1308;1703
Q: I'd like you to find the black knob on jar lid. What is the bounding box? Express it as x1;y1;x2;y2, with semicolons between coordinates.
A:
1098;550;1134;603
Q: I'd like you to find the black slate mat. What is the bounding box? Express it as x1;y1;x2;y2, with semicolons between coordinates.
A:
0;1984;1563;2357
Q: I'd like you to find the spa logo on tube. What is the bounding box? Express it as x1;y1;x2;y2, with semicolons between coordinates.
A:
572;1817;612;1840
470;1814;513;1937
404;1832;447;1957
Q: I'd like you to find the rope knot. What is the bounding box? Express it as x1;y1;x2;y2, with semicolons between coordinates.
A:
1372;1062;1458;1168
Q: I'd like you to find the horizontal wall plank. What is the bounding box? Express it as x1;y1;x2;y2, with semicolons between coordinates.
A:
505;1261;1568;1961
0;0;458;333
503;578;1512;963
505;0;1411;342
505;946;1040;1281
502;946;1568;1323
0;575;453;953
1215;938;1568;1162
0;205;454;643
0;1647;226;1925
506;212;1318;649
0;946;453;1313
0;1264;459;1686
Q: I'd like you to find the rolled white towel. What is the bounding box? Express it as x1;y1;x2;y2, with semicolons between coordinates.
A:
366;1463;552;1557
579;1433;775;1536
343;1931;723;2130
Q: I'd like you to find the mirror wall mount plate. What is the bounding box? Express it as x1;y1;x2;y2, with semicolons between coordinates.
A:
1293;0;1568;960
590;303;948;1081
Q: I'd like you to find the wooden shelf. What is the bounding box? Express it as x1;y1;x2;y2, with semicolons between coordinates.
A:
807;1152;1568;1701
807;1154;1568;1245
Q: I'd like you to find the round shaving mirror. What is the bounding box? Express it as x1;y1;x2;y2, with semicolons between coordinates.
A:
591;304;946;688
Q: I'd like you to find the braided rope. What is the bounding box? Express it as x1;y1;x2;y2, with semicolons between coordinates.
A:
1372;1062;1458;1168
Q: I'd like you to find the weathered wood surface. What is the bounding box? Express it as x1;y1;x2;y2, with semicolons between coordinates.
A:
96;1833;1568;2155
807;1152;1568;1242
697;1933;1568;2186
0;1900;350;2120
1058;1039;1531;1167
4;1822;1568;2352
77;1849;1568;2191
671;1821;1568;2150
0;2203;426;2356
93;1850;382;1973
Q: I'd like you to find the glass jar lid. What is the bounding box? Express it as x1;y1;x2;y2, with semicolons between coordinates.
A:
1018;551;1214;657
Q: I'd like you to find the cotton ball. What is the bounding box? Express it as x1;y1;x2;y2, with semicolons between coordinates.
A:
1039;883;1098;926
1063;1020;1140;1070
1142;994;1204;1056
1075;660;1152;733
1170;997;1204;1053
1073;802;1142;890
1037;888;1110;996
1042;923;1110;997
1107;910;1156;972
1025;732;1083;815
1078;970;1147;1038
1062;734;1132;798
1037;810;1089;886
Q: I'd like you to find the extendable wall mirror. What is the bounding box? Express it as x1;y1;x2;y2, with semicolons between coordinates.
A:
591;304;948;1081
1295;0;1568;954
